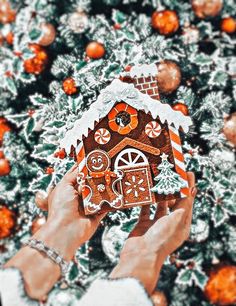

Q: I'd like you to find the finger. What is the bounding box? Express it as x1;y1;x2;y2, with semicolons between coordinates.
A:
139;205;151;221
167;199;176;209
154;201;168;220
35;186;54;211
172;172;196;213
63;167;78;186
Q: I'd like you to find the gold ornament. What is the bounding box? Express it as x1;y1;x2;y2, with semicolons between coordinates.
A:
223;113;236;147
156;60;181;94
192;0;223;19
39;23;56;46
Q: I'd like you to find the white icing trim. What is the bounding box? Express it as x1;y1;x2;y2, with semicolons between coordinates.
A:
60;79;192;153
130;63;158;78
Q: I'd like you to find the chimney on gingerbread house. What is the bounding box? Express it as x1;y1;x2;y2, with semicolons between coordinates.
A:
130;64;160;100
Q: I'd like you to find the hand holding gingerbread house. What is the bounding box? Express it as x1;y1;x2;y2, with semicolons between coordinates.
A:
61;63;192;215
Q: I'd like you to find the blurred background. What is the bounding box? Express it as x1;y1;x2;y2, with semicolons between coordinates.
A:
0;0;235;305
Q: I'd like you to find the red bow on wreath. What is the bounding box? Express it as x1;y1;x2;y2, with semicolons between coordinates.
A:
89;169;117;185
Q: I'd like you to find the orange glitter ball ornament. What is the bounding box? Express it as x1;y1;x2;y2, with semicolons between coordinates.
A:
204;265;236;306
0;0;16;24
221;17;236;34
0;158;11;176
0;206;16;239
62;77;77;95
152;10;179;36
24;44;48;75
86;41;105;59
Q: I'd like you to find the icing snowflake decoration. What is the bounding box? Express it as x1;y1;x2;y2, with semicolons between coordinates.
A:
125;176;146;198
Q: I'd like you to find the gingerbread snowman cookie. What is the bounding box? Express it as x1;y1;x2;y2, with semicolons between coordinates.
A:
82;149;123;214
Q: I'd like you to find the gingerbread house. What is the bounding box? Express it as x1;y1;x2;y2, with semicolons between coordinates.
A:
61;63;192;215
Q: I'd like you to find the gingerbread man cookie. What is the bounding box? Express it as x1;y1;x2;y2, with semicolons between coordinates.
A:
83;149;123;213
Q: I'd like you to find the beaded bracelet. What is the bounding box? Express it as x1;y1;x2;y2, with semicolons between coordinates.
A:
24;238;70;277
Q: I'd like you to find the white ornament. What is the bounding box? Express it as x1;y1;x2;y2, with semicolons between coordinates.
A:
97;184;105;192
145;121;162;138
210;149;235;170
102;225;129;263
94;128;111;144
182;26;199;45
68;10;89;34
190;219;209;242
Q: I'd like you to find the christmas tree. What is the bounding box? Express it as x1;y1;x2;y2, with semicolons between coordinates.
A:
0;0;236;305
151;153;187;194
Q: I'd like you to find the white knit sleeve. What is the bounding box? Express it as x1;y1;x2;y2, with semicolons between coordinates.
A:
0;268;38;306
75;278;153;306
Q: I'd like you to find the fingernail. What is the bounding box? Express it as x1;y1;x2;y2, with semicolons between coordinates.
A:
191;187;197;197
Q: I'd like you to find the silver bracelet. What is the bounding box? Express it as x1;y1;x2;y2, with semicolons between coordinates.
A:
24;238;70;277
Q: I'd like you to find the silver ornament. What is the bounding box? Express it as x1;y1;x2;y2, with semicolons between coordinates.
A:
68;10;89;34
190;219;209;242
182;26;199;45
102;225;129;263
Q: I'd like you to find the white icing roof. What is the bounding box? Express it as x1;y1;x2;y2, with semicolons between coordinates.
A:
60;79;192;153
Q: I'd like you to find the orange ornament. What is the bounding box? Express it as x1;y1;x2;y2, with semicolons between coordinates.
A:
221;17;236;34
152;10;179;36
204;265;236;306
0;206;16;239
172;103;189;116
24;44;48;75
0;158;11;176
31;216;47;235
86;42;105;59
62;77;77;95
0;117;11;143
0;150;4;159
5;31;14;45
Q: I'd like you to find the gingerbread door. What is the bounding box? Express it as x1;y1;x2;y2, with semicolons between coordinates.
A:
114;148;156;207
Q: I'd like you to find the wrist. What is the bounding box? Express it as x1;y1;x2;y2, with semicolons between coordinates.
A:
33;218;79;261
110;239;166;294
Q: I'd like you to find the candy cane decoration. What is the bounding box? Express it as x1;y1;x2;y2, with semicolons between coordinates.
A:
145;121;162;138
76;142;89;199
94;128;111;144
169;126;189;197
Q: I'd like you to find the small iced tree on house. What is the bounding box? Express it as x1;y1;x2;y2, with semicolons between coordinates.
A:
151;153;187;195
